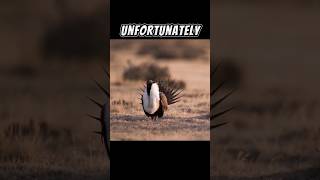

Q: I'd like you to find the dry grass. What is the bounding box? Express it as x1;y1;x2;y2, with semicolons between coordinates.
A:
123;63;171;81
212;1;320;179
212;87;320;179
110;40;210;141
1;0;107;178
0;61;109;179
136;41;207;60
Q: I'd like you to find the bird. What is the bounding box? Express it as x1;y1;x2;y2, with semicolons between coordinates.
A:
87;68;110;159
210;64;234;129
139;80;183;120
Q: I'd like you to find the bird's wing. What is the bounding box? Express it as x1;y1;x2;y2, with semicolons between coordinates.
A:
160;92;168;110
157;80;183;105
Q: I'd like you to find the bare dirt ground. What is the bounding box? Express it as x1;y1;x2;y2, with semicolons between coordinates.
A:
110;40;210;140
212;1;320;179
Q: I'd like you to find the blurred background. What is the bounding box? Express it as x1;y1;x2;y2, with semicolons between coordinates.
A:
0;0;109;179
212;0;320;179
2;0;320;179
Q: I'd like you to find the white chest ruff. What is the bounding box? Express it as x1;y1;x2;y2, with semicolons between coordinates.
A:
143;84;160;114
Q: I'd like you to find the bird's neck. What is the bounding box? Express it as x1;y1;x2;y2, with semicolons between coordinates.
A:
145;83;159;109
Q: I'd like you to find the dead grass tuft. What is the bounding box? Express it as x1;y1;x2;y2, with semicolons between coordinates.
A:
137;42;206;60
123;62;171;81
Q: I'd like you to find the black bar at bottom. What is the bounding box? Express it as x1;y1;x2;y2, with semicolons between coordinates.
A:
111;141;209;179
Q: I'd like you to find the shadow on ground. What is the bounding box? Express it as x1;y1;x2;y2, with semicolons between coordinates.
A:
213;167;320;180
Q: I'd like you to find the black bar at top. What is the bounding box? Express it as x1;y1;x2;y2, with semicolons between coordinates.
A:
110;0;210;39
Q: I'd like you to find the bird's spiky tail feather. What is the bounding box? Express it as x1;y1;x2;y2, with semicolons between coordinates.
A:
211;64;235;130
157;80;184;105
88;68;110;158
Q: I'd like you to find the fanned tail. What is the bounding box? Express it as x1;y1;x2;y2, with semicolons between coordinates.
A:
211;64;234;130
157;80;184;105
88;68;110;158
